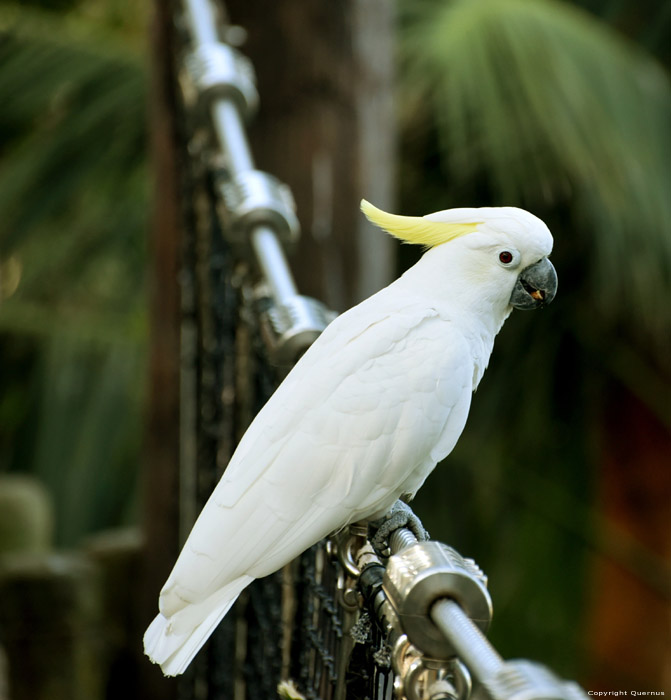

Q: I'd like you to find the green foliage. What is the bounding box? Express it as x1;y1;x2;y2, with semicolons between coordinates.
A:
0;2;148;546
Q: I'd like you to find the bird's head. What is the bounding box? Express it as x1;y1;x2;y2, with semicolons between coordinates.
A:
361;200;557;314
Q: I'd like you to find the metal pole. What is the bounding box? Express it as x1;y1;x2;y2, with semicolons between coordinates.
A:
182;0;300;307
211;101;254;173
430;599;504;681
389;527;419;553
251;227;299;302
182;0;219;45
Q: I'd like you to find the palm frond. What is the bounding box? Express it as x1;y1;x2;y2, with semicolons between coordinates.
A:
400;0;671;344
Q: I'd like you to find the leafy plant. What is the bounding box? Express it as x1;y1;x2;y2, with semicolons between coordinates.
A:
0;1;148;546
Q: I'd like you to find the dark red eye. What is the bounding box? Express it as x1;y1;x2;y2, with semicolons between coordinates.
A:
499;251;513;264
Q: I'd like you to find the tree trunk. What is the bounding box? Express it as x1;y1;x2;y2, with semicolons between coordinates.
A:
0;554;102;700
224;0;397;310
140;2;183;698
586;387;671;691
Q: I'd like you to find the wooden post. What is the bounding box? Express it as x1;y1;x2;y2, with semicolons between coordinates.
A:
85;529;144;700
0;553;103;700
0;475;53;554
140;1;183;698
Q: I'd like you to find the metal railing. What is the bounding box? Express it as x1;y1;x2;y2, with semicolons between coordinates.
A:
179;0;333;366
172;2;590;699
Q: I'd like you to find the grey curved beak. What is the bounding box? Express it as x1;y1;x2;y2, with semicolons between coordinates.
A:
510;257;557;310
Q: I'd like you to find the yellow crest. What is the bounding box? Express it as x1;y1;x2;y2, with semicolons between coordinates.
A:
361;199;480;248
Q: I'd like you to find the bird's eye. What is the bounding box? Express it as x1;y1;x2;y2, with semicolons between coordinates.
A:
499;251;514;264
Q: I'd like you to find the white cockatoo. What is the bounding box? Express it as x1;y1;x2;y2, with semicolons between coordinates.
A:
144;200;557;675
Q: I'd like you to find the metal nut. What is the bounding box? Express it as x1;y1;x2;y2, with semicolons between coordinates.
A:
259;295;334;365
383;542;492;659
184;42;258;121
218;170;300;249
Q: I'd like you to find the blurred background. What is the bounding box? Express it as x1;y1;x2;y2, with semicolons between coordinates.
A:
0;0;669;698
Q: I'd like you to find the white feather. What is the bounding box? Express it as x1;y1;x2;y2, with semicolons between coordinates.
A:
144;574;253;676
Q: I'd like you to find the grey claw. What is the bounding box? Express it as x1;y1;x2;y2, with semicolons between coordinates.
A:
369;500;429;553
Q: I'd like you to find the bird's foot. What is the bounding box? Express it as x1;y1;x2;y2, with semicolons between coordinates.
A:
369;500;429;555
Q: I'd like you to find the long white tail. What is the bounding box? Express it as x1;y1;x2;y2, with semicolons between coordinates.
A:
143;575;253;676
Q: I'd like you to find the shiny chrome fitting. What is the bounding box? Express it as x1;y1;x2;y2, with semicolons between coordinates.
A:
218;170;300;249
392;635;471;700
383;541;492;660
184;42;258;121
474;660;589;700
259;294;335;365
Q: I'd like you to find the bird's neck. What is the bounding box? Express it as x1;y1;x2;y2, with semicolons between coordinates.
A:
397;252;513;388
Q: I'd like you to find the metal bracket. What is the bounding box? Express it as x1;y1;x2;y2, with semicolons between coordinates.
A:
354;521;589;700
183;41;258;122
257;291;336;366
383;541;492;660
217;169;300;250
